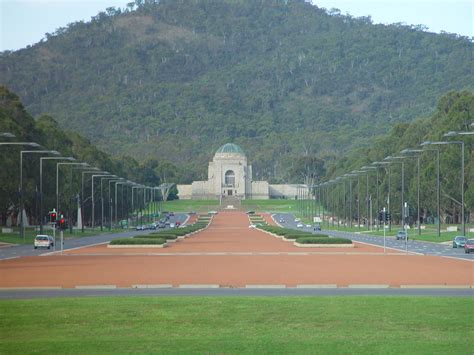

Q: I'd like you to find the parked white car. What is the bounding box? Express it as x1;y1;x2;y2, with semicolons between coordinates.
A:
34;235;54;249
296;223;304;228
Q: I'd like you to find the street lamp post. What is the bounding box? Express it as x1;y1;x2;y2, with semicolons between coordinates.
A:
39;156;75;233
444;131;473;235
91;174;114;229
19;149;59;240
100;176;117;231
384;156;405;230
420;142;441;238
80;168;101;232
56;162;87;218
108;179;123;230
361;166;378;231
401;149;424;236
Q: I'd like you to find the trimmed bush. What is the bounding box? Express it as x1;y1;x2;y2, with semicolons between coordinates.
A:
296;237;352;244
143;234;178;240
110;238;166;245
283;234;316;240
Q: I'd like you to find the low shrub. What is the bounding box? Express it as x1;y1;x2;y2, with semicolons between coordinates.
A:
110;238;167;245
295;237;352;244
144;233;178;240
283;234;316;239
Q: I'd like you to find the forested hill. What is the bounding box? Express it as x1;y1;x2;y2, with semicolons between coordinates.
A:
0;0;472;183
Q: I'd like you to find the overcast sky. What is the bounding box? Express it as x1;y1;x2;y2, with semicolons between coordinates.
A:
1;0;472;52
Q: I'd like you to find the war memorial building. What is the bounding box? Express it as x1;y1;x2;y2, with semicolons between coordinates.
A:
177;143;302;200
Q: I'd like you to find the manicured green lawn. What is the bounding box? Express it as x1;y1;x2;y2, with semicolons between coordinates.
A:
154;199;220;213
242;199;302;212
0;297;472;353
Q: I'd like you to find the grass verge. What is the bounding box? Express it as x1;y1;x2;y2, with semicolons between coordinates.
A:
0;296;471;353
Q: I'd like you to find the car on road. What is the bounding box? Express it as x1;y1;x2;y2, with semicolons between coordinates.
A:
452;236;467;248
294;218;301;222
396;230;408;240
169;223;176;228
278;219;285;223
305;224;311;228
296;223;304;228
246;210;255;215
34;235;54;249
158;222;166;228
314;224;321;231
135;225;146;231
464;239;474;254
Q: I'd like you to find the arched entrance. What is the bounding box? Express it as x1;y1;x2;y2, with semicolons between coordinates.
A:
224;170;235;196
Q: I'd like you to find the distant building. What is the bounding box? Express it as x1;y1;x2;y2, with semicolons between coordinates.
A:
177;143;304;200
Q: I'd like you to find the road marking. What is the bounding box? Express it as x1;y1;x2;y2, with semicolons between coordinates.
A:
0;256;19;261
400;285;473;289
348;284;390;289
75;285;117;289
178;284;220;288
440;255;474;262
132;284;173;289
41;241;109;256
245;285;286;289
0;286;62;290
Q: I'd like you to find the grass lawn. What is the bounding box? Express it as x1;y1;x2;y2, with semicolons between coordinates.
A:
153;200;220;213
242;199;302;212
0;296;472;353
0;227;125;245
319;224;473;243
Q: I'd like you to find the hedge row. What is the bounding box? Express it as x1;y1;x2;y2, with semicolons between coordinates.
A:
296;237;352;244
110;238;167;245
258;224;352;244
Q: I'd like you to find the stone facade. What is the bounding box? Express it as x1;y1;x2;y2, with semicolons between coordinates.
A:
177;143;304;200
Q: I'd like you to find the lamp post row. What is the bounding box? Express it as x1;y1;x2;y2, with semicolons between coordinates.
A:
300;128;472;236
1;132;162;236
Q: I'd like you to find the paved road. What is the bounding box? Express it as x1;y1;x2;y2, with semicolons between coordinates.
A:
0;214;188;260
273;213;474;261
0;288;471;299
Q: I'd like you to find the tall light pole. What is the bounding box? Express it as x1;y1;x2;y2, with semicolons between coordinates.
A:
56;162;88;216
39;156;75;233
100;175;117;231
401;149;423;236
19;149;59;239
91;173;113;229
108;179;123;230
384;156;405;229
80;168;101;232
361;166;378;230
420;142;441;238
444;131;473;235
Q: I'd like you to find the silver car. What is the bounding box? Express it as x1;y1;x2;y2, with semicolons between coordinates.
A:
452;236;466;248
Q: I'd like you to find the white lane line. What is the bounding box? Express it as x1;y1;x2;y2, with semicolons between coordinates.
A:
440;255;474;262
0;256;20;261
245;285;286;289
75;285;117;289
41;242;109;256
179;284;220;289
353;240;423;255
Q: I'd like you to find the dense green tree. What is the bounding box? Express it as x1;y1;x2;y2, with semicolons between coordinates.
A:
0;0;471;182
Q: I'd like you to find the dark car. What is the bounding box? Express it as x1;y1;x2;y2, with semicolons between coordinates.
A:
396;230;408;240
464;239;474;254
314;224;321;231
246;210;255;215
452;236;467;248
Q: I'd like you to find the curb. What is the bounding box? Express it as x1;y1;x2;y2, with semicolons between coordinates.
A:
132;284;173;289
178;284;220;289
296;284;337;289
75;285;117;289
245;285;286;289
348;284;390;289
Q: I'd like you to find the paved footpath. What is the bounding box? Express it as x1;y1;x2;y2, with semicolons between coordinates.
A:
273;213;474;261
0;211;471;290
